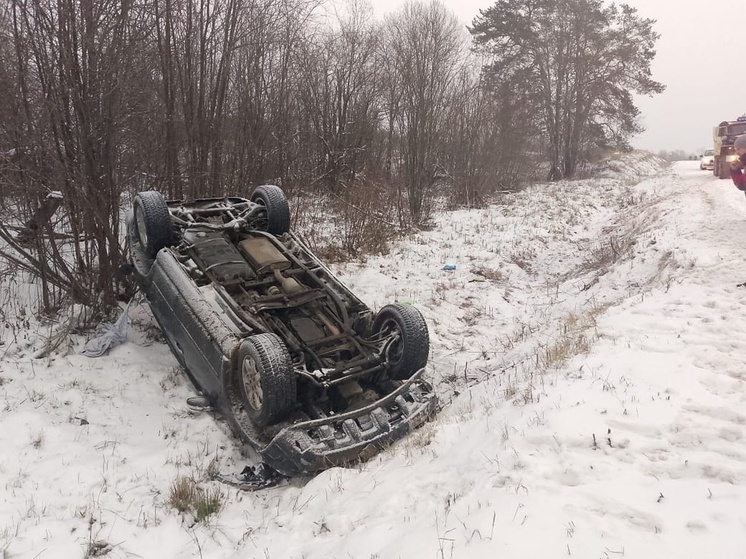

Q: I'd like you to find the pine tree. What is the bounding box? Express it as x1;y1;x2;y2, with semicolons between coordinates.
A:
470;0;665;180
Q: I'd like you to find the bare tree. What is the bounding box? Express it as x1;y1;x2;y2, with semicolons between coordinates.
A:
296;0;380;190
152;0;244;198
0;0;534;314
382;0;466;225
222;0;319;193
0;0;146;311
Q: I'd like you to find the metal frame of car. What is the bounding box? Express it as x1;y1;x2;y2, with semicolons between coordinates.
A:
127;188;437;476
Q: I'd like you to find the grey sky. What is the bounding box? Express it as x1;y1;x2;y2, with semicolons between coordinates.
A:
369;0;745;155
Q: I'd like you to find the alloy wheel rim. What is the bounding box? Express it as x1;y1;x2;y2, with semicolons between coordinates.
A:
242;357;263;411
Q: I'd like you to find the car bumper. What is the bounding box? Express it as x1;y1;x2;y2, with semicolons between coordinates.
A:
258;369;438;476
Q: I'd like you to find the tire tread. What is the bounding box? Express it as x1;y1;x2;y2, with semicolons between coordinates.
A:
239;333;296;427
135;191;173;258
373;303;429;380
251;185;290;234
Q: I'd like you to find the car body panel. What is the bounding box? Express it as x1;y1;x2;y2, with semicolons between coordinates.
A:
145;250;238;409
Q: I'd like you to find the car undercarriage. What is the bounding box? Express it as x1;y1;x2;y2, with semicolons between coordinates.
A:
128;187;437;476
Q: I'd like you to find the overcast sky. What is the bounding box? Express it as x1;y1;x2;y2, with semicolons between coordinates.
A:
367;0;745;155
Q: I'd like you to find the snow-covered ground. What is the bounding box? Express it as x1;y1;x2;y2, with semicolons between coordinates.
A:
2;155;746;558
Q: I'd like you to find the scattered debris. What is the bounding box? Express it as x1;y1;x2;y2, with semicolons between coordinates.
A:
210;463;285;491
81;302;131;357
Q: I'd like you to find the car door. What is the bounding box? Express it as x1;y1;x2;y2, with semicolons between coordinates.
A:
146;250;238;408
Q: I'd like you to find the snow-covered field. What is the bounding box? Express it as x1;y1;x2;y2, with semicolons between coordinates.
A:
2;155;746;558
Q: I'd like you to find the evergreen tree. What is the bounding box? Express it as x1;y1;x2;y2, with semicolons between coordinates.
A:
470;0;665;180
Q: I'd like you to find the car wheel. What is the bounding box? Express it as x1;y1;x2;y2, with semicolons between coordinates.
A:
372;303;429;380
133;191;173;259
237;333;296;427
251;185;290;235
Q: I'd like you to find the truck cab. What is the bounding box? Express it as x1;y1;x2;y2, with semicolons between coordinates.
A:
713;118;746;179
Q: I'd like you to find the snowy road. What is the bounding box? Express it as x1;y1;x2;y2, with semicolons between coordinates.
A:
566;162;746;558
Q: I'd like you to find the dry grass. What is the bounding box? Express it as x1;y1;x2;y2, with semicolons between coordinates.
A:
195;487;223;522
159;366;183;391
582;234;632;274
0;526;16;558
430;278;458;304
580;205;658;278
494;302;613;407
85;540;112;558
168;476;197;514
509;247;536;272
470;266;505;283
400;422;437;461
500;322;539;351
540;332;593;370
538;304;611;371
503;371;519;401
168;475;223;523
34;323;74;359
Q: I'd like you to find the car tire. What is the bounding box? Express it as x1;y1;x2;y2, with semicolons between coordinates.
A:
237;333;296;427
133;191;173;259
251;185;290;235
372;303;429;380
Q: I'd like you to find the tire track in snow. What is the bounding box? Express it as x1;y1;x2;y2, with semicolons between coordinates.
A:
565;165;746;550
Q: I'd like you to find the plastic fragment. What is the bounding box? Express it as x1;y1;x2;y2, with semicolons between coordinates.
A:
81;302;131;357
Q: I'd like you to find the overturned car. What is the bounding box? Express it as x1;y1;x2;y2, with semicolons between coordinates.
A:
127;186;437;477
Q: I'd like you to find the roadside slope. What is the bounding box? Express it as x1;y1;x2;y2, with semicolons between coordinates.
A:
6;159;746;558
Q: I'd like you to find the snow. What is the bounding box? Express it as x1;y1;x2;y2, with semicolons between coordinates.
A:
3;154;746;558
